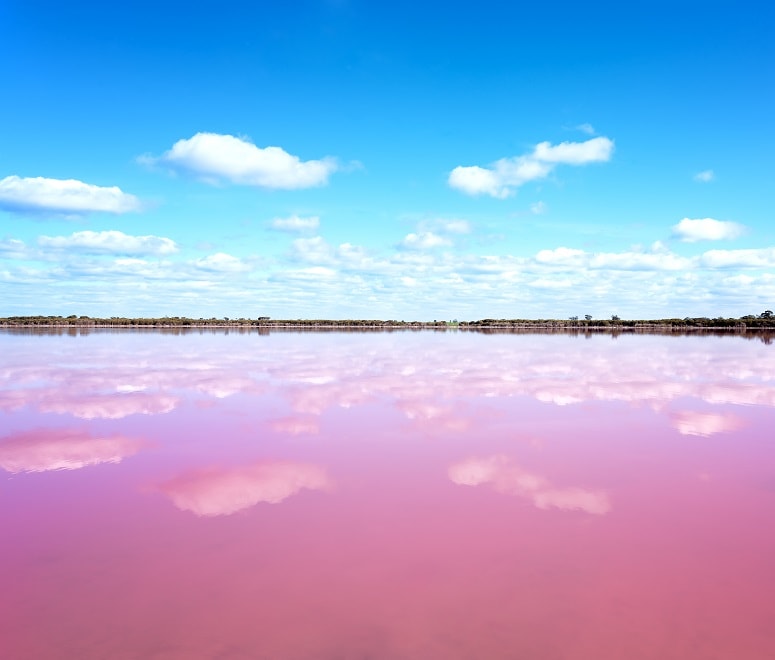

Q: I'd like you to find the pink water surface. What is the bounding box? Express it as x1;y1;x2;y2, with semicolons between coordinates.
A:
2;330;775;659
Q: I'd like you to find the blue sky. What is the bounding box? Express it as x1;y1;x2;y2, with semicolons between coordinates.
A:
1;0;773;319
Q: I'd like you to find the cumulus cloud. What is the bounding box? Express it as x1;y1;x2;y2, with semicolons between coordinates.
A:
38;230;178;256
535;247;586;266
0;238;29;259
673;218;745;242
700;247;775;269
448;160;551;199
535;245;692;271
269;214;320;233
693;170;715;182
292;236;335;263
448;136;614;198
157;461;331;516
400;232;452;250
577;123;596;135
0;175;141;215
143;132;338;189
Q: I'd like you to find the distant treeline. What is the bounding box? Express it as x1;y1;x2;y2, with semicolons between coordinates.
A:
1;313;774;330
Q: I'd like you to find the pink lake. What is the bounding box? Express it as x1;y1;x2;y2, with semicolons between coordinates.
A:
2;329;775;659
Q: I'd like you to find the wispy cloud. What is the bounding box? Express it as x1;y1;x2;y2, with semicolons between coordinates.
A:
0;175;141;215
672;217;745;242
193;252;251;272
693;169;715;182
448;136;614;198
269;214;320;233
38;230;178;256
429;218;471;234
399;231;452;250
141;132;338;189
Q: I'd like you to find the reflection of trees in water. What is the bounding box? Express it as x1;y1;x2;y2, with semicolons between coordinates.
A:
2;325;775;343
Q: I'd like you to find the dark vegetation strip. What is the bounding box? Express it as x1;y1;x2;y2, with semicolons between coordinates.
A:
1;312;774;330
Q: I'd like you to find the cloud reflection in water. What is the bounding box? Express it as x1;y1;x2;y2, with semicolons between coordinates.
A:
3;335;775;427
157;461;332;516
449;455;611;515
0;428;147;473
670;410;745;437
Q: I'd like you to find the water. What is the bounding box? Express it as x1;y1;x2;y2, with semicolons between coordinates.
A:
1;330;774;659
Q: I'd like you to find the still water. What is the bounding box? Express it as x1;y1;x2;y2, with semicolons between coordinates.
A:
1;329;774;659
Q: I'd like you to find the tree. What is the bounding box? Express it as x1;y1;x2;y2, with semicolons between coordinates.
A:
761;310;773;319
569;315;578;321
585;314;592;321
611;314;620;321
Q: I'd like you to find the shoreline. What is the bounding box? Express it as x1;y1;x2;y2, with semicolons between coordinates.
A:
2;315;775;332
2;321;774;337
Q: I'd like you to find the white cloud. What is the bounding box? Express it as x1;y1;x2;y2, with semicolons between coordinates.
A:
448;136;614;198
530;201;547;215
0;175;141;215
528;278;573;289
435;218;471;234
534;245;694;272
693;169;715;182
269;214;320;233
144;132;338;189
0;238;29;259
411;217;472;238
400;231;452;250
6;215;775;319
589;251;692;271
448;165;509;198
700;247;775;269
38;230;178;256
535;247;586;265
577;123;596;135
532;137;613;164
673;217;745;242
193;252;250;272
292;236;335;263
